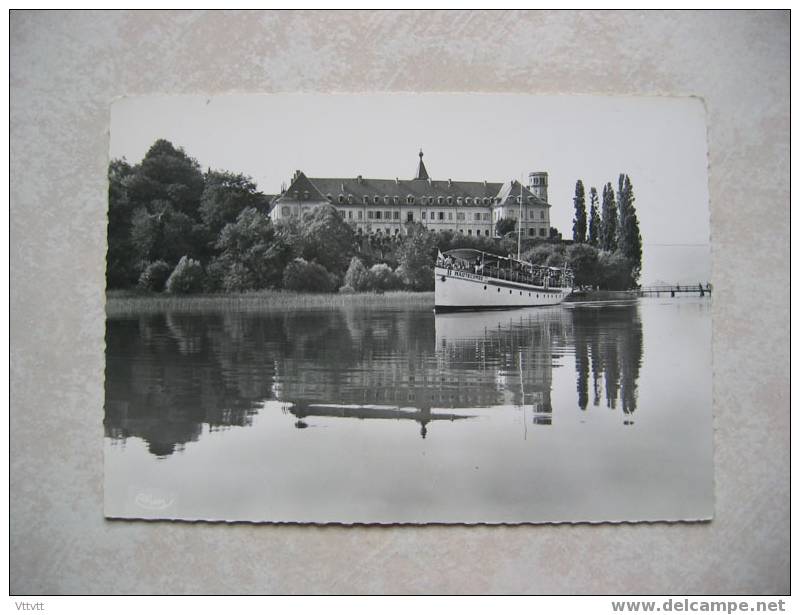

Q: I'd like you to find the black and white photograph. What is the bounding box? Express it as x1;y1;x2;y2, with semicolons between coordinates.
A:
11;8;790;599
103;93;713;524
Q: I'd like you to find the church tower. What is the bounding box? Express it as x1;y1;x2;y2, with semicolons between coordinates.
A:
414;149;429;181
528;171;548;202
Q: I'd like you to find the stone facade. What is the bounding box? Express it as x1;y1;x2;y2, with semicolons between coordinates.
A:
269;151;551;238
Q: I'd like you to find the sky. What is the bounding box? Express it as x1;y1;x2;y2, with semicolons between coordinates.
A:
110;93;711;285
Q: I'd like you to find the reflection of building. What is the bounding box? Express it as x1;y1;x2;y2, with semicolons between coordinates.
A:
272;307;572;437
269;151;552;238
435;309;565;418
104;303;645;458
288;403;472;440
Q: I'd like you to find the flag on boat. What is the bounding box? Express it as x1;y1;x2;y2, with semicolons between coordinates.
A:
437;249;443;261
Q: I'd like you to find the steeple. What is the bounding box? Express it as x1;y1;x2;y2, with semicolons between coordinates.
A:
414;149;429;181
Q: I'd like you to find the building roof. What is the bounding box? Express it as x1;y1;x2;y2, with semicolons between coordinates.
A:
414;149;429;181
308;177;504;201
494;179;543;206
281;171;327;202
271;153;549;209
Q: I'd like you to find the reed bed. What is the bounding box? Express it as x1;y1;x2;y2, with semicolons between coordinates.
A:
106;289;435;316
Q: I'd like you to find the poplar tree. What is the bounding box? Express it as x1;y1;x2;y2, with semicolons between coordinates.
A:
588;187;600;247
617;173;628;250
617;174;642;273
572;179;587;244
600;182;617;252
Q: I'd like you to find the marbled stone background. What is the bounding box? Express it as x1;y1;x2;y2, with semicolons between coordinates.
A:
10;10;789;595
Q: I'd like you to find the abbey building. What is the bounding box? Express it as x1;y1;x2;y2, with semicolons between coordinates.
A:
269;151;551;238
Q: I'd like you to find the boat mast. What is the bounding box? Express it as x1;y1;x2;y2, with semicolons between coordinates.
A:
517;177;523;261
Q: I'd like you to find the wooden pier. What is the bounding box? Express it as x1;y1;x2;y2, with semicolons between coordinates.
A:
637;283;712;297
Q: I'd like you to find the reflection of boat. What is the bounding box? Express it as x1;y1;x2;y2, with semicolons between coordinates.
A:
434;248;573;312
434;305;568;347
434;308;570;417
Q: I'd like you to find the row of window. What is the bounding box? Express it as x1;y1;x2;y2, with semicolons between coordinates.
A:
333;209;500;223
366;210;401;220
357;227;500;237
328;194;541;206
418;211;491;222
280;205;549;233
494;209;547;221
280;205;548;228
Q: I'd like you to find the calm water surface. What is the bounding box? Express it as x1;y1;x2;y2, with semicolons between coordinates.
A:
104;298;712;523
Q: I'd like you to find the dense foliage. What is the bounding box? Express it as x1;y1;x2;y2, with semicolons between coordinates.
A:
570;174;642;289
107;139;643;294
106;139;265;290
211;207;290;292
394;222;437;291
283;258;338;293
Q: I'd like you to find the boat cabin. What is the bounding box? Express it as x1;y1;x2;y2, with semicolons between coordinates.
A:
437;248;573;289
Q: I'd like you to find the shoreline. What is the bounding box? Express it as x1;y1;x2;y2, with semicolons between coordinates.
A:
105;289;435;316
104;288;650;316
563;290;638;303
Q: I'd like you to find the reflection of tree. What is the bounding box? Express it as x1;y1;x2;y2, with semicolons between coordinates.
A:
105;303;643;458
574;323;590;411
104;314;276;458
604;341;620;410
570;303;644;423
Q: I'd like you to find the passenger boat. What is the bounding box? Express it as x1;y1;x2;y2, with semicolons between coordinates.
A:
434;248;574;312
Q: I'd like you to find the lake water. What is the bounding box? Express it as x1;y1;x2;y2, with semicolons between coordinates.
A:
104;297;713;523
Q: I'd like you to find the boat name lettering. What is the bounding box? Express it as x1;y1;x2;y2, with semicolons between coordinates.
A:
447;270;483;282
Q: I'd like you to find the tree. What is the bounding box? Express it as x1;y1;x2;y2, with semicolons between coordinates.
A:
343;256;369;291
199;170;270;237
566;243;600;289
130;201;197;267
282;258;338;293
165;256;205;294
106;140;209;289
617;174;628;248
396;222;437;291
600;182;618;252
213;207;290;292
597;252;635;290
106;158;138;288
137;260;171;292
283;204;356;279
131;139;205;219
365;263;401;291
572;180;587;243
495;217;516;237
616;174;642;278
588;186;601;247
524;243;557;265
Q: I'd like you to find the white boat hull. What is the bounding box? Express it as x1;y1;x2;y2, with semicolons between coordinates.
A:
434;266;571;311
